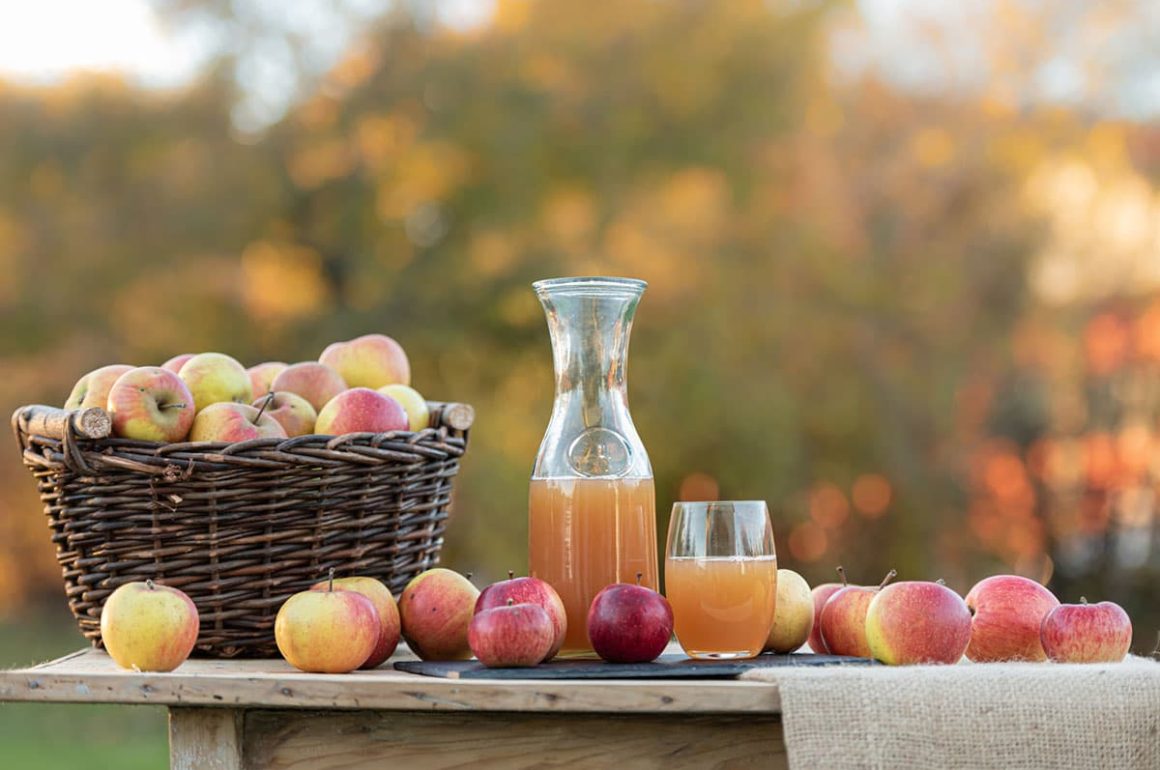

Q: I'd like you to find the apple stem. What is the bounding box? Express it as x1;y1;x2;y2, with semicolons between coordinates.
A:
465;572;473;583
255;392;276;423
327;567;335;593
878;569;898;590
1080;596;1088;605
636;572;643;586
836;566;848;587
507;598;514;607
160;402;187;411
508;570;514;580
145;579;155;591
1150;632;1160;661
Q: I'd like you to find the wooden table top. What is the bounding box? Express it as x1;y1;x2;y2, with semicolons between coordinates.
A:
0;646;781;715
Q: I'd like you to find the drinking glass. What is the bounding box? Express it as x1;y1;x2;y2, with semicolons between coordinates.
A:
665;501;778;659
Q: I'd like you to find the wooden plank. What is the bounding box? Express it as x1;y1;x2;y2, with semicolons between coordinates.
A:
242;709;787;770
0;648;780;714
169;708;242;770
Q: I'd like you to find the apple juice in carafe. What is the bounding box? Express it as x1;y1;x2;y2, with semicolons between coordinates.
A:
529;277;657;655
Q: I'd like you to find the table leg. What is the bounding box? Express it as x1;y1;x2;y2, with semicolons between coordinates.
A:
169;707;243;770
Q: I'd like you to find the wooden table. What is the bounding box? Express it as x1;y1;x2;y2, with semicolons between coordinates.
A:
0;646;785;769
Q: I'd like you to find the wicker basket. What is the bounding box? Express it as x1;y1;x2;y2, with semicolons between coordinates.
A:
12;401;473;658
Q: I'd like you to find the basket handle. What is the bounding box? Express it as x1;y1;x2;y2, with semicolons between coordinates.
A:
12;405;112;442
427;402;474;432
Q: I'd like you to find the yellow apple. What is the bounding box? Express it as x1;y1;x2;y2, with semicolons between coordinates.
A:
178;352;253;412
256;392;317;437
764;569;814;653
100;580;200;672
275;577;380;674
311;576;400;668
378;384;429;431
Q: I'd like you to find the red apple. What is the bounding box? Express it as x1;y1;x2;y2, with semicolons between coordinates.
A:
189;402;288;443
399;568;480;661
275;575;380;674
587;579;673;663
106;366;196;442
248;361;288;400
320;333;410;389
865;581;972;665
965;575;1059;662
819;569;896;657
476;571;567;661
99;580;199;672
65;364;135;410
256;392;317;437
311;575;400;669
270;362;347;413
314;387;408;435
1040;598;1132;664
807;582;845;654
161;353;194;374
178;352;253;412
469;600;555;668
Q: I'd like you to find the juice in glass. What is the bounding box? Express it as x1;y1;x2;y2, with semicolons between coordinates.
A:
665;554;778;659
529;476;658;653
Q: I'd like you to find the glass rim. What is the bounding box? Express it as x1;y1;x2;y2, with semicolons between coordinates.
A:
671;500;768;508
533;276;647;299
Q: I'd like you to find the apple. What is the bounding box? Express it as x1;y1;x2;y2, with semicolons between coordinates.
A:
765;569;813;654
64;364;134;410
819;569;896;657
256;392;317;437
378;384;430;431
311;575;400;669
99;580;199;672
248;361;288;400
399;568;480;661
178;352;253;412
106;367;196;442
320;333;410;389
807;582;845;654
161;353;194;374
587;578;673;663
1040;598;1132;663
866;581;972;665
469;600;556;668
189;402;288;443
275;574;381;674
270;362;347;413
314;387;408;435
965;575;1059;662
475;571;567;661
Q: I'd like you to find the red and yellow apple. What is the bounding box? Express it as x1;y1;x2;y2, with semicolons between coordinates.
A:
866;581;972;665
398;568;480;661
320;333;410;389
106;367;196;442
819;570;895;657
161;353;194;374
807;582;845;654
178;352;253;412
100;580;200;672
256;392;317;437
65;364;134;410
270;362;347;413
469;600;555;668
248;362;288;400
189;402;288;443
1040;599;1132;663
311;575;400;669
765;569;813;654
314;387;408;435
476;572;567;661
275;578;380;673
378;384;429;431
965;575;1059;662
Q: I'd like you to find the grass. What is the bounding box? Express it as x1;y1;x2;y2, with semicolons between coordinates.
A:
0;606;169;770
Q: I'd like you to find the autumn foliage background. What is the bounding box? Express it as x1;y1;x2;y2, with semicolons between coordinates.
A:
2;0;1159;672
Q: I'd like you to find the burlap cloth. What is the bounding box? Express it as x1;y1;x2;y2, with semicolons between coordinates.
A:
742;656;1160;769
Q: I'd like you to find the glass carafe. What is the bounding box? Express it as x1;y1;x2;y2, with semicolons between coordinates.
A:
529;276;657;655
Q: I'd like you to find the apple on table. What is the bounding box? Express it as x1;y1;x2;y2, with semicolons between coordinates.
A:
275;572;381;674
311;575;401;669
765;568;813;654
1040;598;1132;664
476;571;567;661
100;580;200;672
818;568;896;657
469;600;556;668
965;575;1059;662
865;580;972;665
588;575;673;664
807;580;846;654
399;568;480;661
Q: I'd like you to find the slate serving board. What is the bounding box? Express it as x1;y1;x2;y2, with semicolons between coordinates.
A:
395;652;876;680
